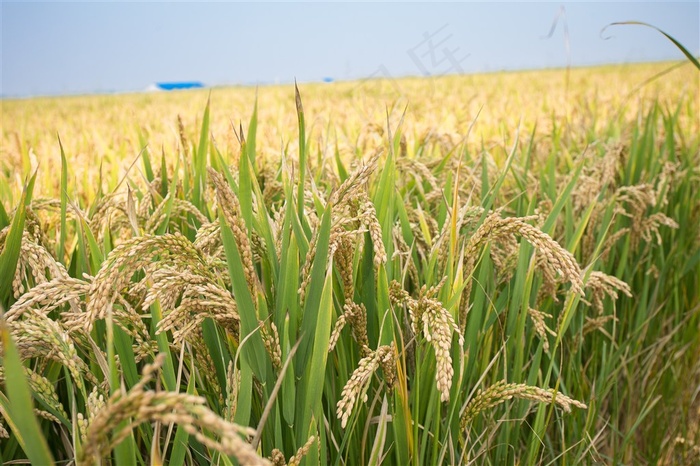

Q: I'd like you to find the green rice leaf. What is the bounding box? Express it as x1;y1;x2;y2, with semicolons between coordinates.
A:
0;200;9;230
0;171;36;306
368;396;390;466
298;261;334;440
167;374;196;466
0;312;55;465
193;96;211;210
602;21;700;70
139;129;154;182
296;204;332;377
295;82;307;223
219;212;268;380
58;136;68;264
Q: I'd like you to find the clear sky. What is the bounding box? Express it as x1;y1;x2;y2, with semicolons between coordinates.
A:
1;1;698;97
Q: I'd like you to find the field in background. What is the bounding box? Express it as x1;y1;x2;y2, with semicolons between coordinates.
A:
2;62;697;203
0;61;698;465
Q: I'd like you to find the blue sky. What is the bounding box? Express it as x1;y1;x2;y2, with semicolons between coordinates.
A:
1;1;698;97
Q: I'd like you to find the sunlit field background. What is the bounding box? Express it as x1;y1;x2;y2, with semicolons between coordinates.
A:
3;62;697;203
0;61;698;465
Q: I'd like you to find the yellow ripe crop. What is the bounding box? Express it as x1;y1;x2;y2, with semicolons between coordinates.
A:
1;62;696;204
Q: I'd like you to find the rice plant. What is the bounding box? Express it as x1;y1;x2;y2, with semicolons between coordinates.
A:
0;61;698;465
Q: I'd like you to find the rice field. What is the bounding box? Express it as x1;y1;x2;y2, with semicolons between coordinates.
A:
0;61;699;465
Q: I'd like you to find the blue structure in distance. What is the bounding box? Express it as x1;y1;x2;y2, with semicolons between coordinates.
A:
154;82;205;91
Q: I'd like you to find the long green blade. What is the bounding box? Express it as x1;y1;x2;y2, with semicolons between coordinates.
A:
0;171;36;305
58;136;68;264
0;313;55;465
193;96;211;210
603;21;700;70
296;204;332;376
299;261;334;439
219;213;268;380
295;82;307;223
